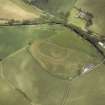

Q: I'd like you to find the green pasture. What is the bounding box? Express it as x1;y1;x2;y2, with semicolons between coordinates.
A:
0;24;104;105
1;24;103;80
24;0;77;20
70;63;105;105
0;24;65;59
75;0;105;37
0;0;43;20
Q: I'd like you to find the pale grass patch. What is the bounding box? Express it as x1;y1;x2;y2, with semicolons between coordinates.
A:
0;0;41;20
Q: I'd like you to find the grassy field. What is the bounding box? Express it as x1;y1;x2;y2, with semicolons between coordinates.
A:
25;0;77;20
70;62;105;105
75;0;105;37
0;0;43;21
0;77;30;105
0;24;71;59
1;24;103;80
0;1;105;105
0;0;77;22
1;24;103;103
68;8;86;30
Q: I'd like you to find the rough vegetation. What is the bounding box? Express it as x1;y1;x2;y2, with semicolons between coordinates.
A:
0;0;105;105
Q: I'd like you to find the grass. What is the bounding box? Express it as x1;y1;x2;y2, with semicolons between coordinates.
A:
68;8;86;30
1;25;103;104
70;62;105;105
1;25;103;80
75;0;105;37
0;24;71;59
0;0;43;20
0;1;105;105
0;0;78;22
0;77;30;105
26;0;77;19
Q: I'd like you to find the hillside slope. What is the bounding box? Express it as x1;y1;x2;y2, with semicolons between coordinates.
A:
23;0;77;20
0;0;43;20
75;0;105;37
